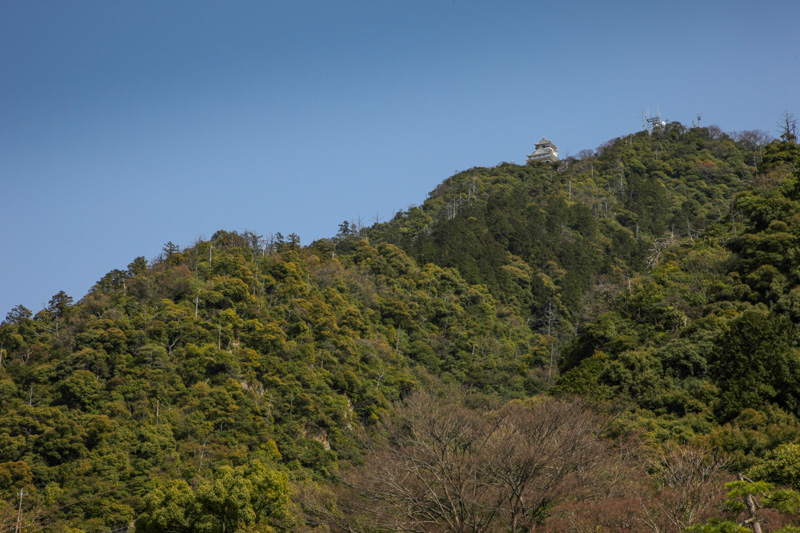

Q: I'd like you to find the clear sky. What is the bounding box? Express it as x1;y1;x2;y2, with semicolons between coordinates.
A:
2;0;799;316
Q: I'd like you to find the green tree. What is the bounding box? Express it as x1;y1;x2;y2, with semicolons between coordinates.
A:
3;305;32;325
750;444;800;490
711;311;800;421
138;461;291;532
194;460;292;532
137;479;196;533
47;291;73;317
162;241;181;258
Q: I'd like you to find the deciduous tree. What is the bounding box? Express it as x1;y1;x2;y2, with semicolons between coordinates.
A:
341;391;607;532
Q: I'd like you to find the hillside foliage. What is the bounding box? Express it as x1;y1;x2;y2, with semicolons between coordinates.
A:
2;120;800;531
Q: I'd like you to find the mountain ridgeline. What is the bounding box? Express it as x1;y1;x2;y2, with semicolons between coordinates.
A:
2;121;800;531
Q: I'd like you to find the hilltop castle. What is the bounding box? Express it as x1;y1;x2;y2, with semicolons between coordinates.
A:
527;137;559;163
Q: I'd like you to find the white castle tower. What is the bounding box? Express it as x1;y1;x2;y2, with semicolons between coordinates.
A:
527;137;559;163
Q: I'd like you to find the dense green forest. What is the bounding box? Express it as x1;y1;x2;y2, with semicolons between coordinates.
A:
2;118;800;531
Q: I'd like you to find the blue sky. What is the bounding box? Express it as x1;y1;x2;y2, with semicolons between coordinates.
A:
2;0;799;316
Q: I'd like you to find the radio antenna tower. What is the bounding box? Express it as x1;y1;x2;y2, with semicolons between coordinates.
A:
642;106;663;133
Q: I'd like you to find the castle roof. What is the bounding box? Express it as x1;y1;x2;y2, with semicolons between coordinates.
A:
535;137;558;150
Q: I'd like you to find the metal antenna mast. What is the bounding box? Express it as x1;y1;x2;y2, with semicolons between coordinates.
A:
642;106;663;132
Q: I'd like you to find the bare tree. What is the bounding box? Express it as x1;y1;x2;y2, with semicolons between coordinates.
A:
547;444;729;533
778;111;797;143
304;394;737;533
732;129;773;171
338;391;608;532
638;445;730;531
348;391;495;532
484;400;606;531
706;124;724;140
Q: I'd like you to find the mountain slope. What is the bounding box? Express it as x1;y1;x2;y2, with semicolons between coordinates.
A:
2;122;798;530
0;232;542;529
365;124;757;358
557;136;800;465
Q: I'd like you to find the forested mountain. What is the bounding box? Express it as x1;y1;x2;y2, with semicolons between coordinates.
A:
2;120;800;532
369;123;757;328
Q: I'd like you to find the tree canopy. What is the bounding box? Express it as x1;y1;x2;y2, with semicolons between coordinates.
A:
3;120;800;531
